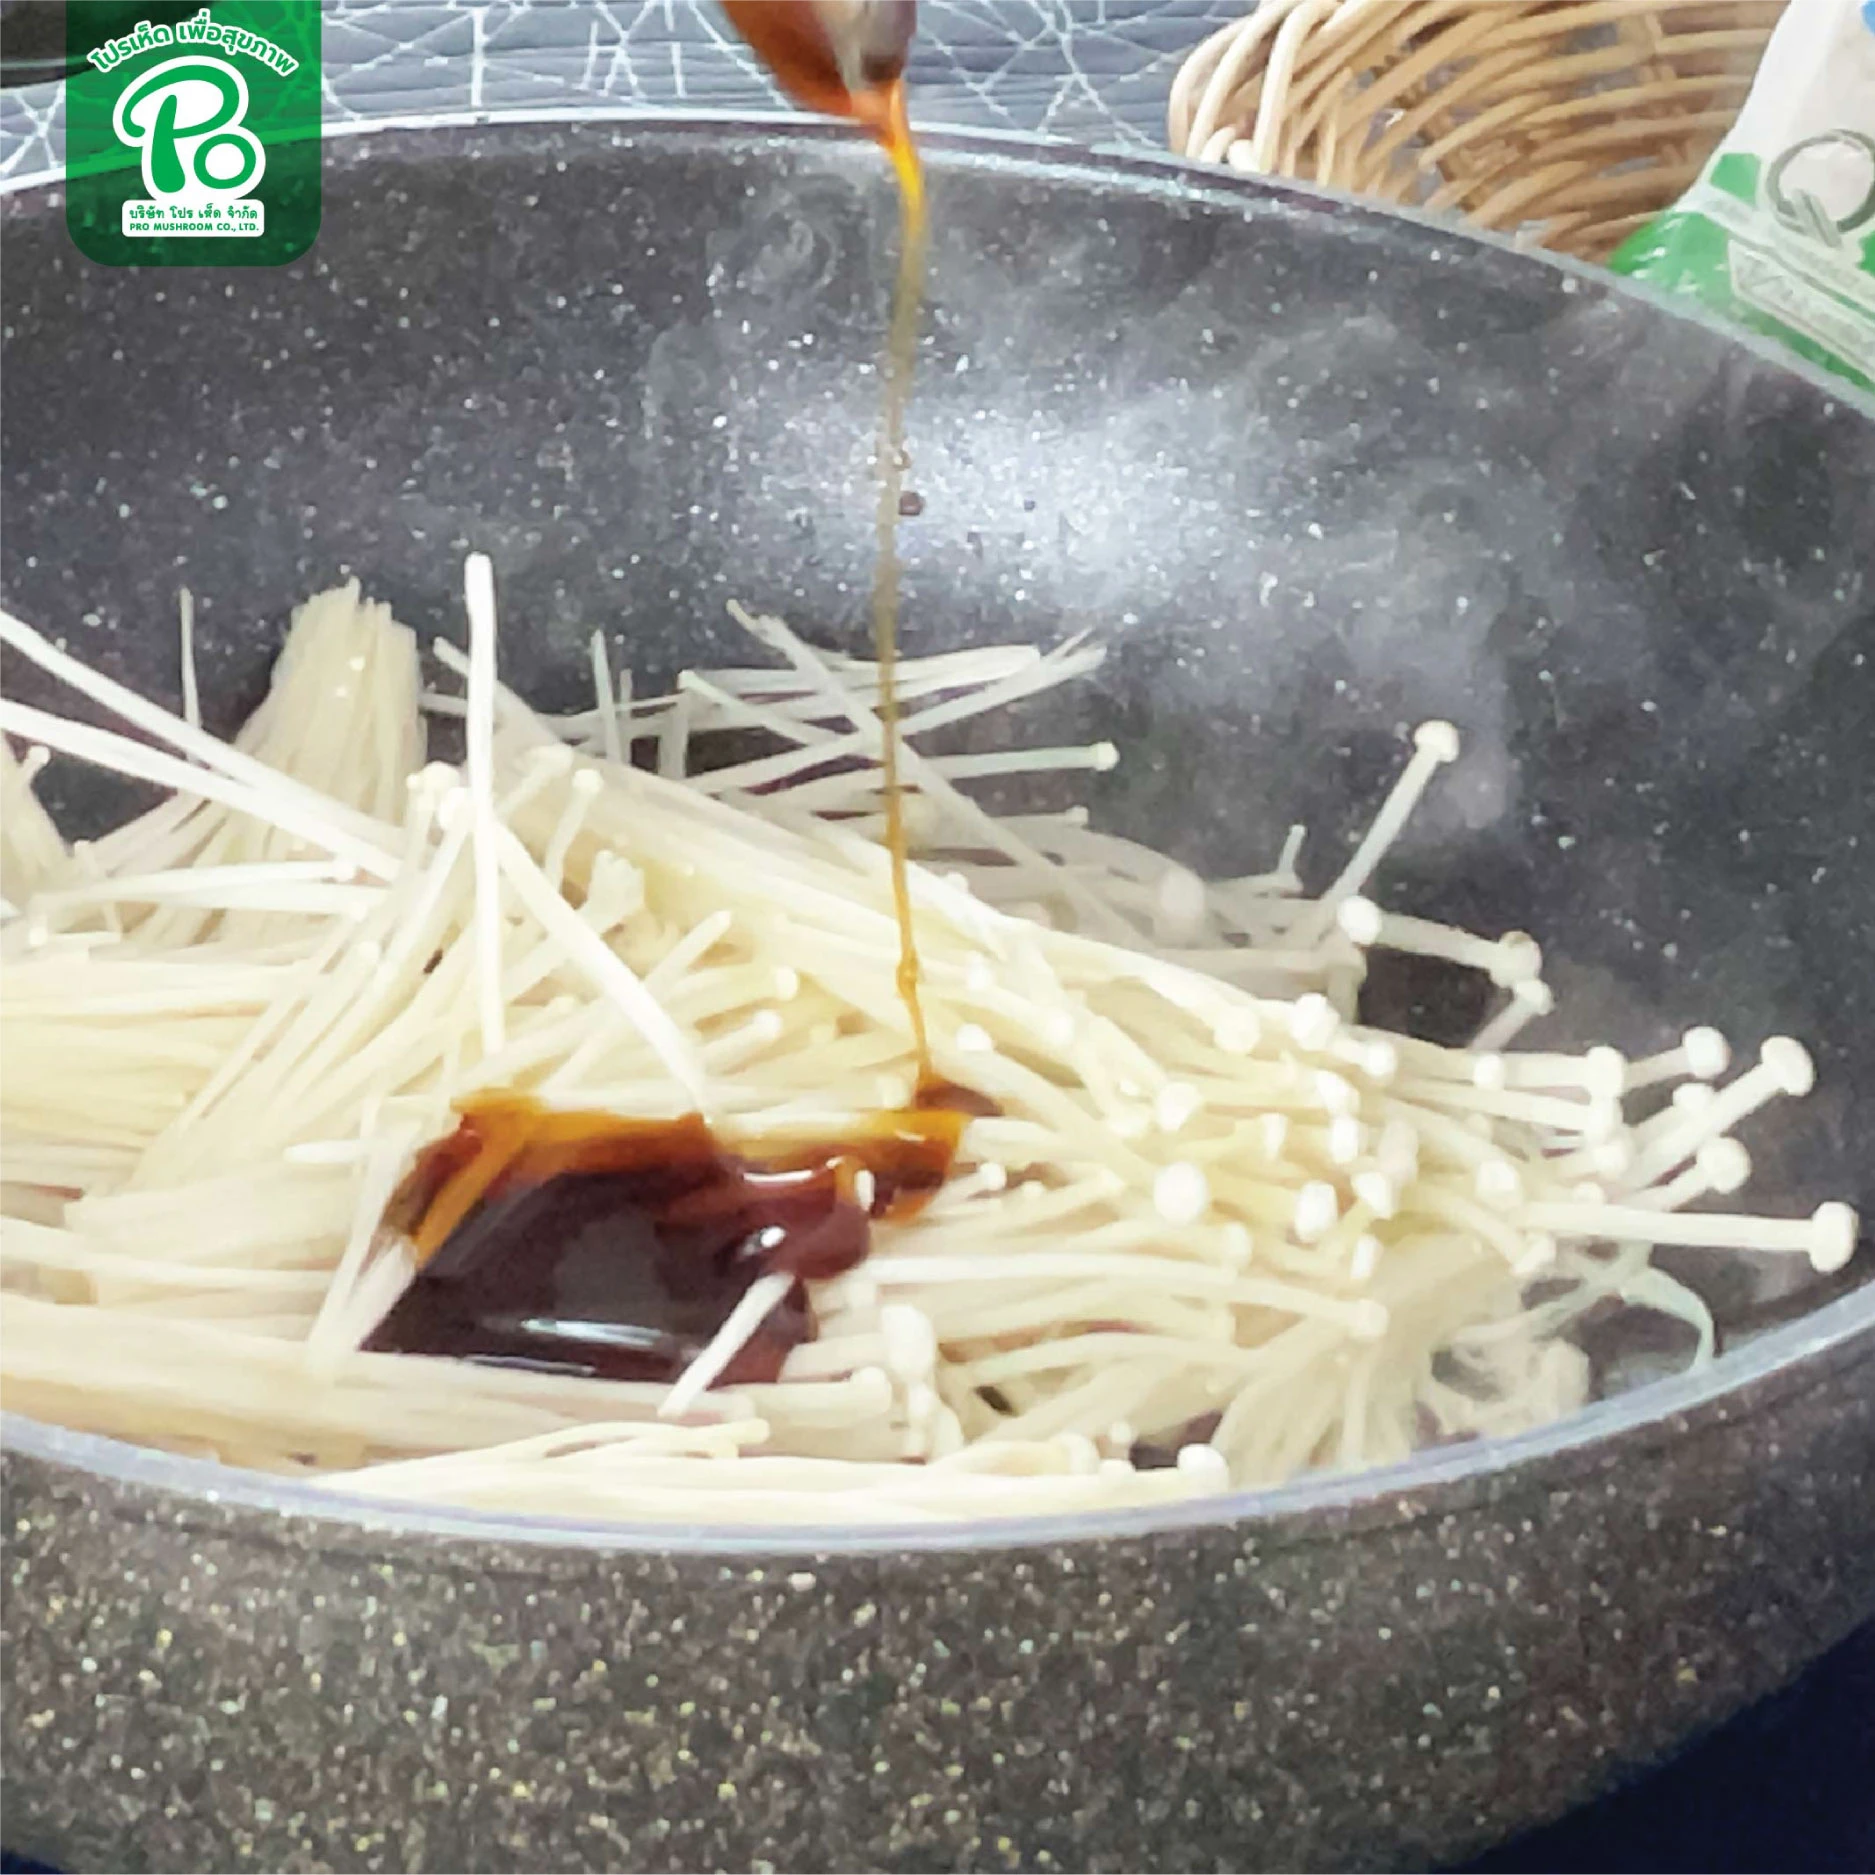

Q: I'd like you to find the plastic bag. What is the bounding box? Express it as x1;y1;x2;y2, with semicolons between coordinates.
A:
1608;0;1875;393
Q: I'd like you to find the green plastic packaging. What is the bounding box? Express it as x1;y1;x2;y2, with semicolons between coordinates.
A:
1608;0;1875;394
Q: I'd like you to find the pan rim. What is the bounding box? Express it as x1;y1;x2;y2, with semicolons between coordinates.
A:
3;111;1870;1555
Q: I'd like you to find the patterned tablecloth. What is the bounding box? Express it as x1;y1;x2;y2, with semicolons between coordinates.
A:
1;0;1243;180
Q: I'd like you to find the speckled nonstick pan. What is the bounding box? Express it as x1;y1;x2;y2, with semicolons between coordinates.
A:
3;119;1873;1875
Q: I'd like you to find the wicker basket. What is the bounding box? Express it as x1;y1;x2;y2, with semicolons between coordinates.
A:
1168;0;1787;259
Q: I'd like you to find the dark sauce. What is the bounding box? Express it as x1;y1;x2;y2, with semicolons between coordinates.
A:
365;1083;991;1390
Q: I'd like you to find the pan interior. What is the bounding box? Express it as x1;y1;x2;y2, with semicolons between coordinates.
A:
2;118;1871;1460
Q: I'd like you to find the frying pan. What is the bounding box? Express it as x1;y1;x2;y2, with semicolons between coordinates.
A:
2;118;1873;1873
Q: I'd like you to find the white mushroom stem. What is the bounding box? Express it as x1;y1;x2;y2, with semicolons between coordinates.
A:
0;607;398;867
1293;1180;1341;1243
463;554;507;1059
1557;1084;1715;1184
0;698;398;880
1376;1100;1496;1172
1350;1170;1399;1218
660;1272;803;1422
1671;1079;1717;1113
1176;1442;1232;1484
1553;1134;1636;1184
541;768;603;892
879;1304;938;1385
28;859;367;914
1471;978;1555;1052
1625;1026;1731;1092
1152;1161;1212;1225
1519;1200;1857;1272
177;587;201;730
1328;1031;1399;1083
491;821;706;1104
1625;1038;1815;1186
1631;1138;1752;1212
1400;1183;1533;1270
1297;721;1460;940
1481;1045;1627;1100
1404;1076;1618;1138
1337;896;1542;987
494;743;577;823
1474;1159;1526;1209
589;630;625;768
1374;1117;1421;1185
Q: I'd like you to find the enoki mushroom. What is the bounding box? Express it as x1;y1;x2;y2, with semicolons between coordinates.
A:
0;564;1856;1525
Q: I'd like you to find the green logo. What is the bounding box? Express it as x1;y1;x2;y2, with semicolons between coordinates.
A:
66;3;321;267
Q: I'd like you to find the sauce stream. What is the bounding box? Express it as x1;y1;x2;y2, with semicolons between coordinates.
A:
872;87;932;1074
717;11;932;1069
366;39;957;1397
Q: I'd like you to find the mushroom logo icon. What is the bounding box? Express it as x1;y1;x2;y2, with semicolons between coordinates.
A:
112;53;265;205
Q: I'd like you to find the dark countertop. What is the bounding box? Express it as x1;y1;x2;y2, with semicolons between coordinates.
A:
1461;1623;1875;1873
